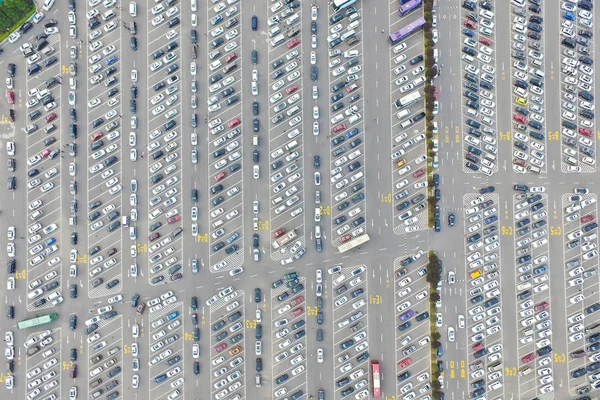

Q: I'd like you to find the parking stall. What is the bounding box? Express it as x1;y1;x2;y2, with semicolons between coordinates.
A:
512;188;553;398
558;2;596;173
271;276;307;399
85;0;124;298
208;286;246;400
265;0;308;265
387;5;429;235
329;265;370;399
393;254;433;399
509;1;548;175
23;34;65;312
463;192;505;399
145;0;185;286
23;329;61;400
87;313;123;400
148;299;185;400
206;0;245;275
460;0;499;176
326;3;368;246
562;191;600;396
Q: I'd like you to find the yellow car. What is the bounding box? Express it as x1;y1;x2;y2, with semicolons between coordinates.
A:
516;97;528;106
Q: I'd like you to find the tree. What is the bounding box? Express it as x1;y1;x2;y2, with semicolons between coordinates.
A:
432;381;442;391
431;340;441;349
431;331;441;342
430;291;440;302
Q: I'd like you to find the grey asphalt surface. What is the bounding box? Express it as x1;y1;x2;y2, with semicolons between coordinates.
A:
1;0;600;399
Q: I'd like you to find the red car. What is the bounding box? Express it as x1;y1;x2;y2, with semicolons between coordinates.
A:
91;132;103;141
228;118;241;128
273;228;286;238
287;38;300;48
167;215;181;224
513;158;527;167
6;90;14;104
45;113;57;123
433;87;439;99
291;296;304;306
224;52;237;63
214;343;228;353
513;114;527;124
521;353;535;364
479;37;491;46
346;83;359;93
579;127;593;137
290;307;303;317
40;149;51;158
285;84;299;95
582;215;596;223
332;123;346;133
534;301;549;312
472;341;485;351
397;358;412;369
214;171;227;182
412;168;425;178
464;19;476;29
340;234;352;243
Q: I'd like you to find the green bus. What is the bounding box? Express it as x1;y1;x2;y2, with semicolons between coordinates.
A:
18;313;57;330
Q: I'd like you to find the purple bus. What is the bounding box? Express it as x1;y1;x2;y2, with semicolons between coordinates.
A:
389;17;426;43
399;0;412;3
399;0;423;16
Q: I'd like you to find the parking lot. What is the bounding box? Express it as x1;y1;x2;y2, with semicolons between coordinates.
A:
388;5;430;235
206;0;246;275
148;297;185;400
393;254;433;399
557;2;596;173
460;1;498;176
24;328;62;400
265;0;307;264
511;187;553;398
328;264;370;399
562;191;600;396
462;191;505;398
145;0;186;286
86;312;123;400
23;33;66;312
327;2;368;244
208;286;246;400
85;0;125;297
508;1;548;175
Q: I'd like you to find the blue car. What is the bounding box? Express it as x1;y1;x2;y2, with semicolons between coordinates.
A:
106;55;118;65
563;11;575;21
463;28;474;37
227;232;239;244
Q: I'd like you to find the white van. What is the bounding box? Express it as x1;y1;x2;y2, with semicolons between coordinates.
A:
149;208;163;220
400;120;413;129
102;10;115;21
129;1;137;16
212;219;224;229
285;140;299;151
484;153;496;162
269;26;281;37
286;13;299;26
129;227;136;240
252;136;259;146
286;106;300;117
466;108;478;117
434;49;439;63
270;34;285;47
396;109;411;120
349;12;361;23
348;21;360;30
528;165;541;174
341;30;356;41
122;216;130;227
209;60;222;71
48;291;61;301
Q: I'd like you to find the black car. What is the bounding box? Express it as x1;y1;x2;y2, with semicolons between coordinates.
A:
6;306;14;319
311;66;318;81
168;17;180;27
70;284;78;299
69;315;77;330
20;21;33;33
252;101;259;115
191;29;198;43
253;118;259;132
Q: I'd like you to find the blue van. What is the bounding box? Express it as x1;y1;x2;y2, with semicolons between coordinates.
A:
251;15;258;31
